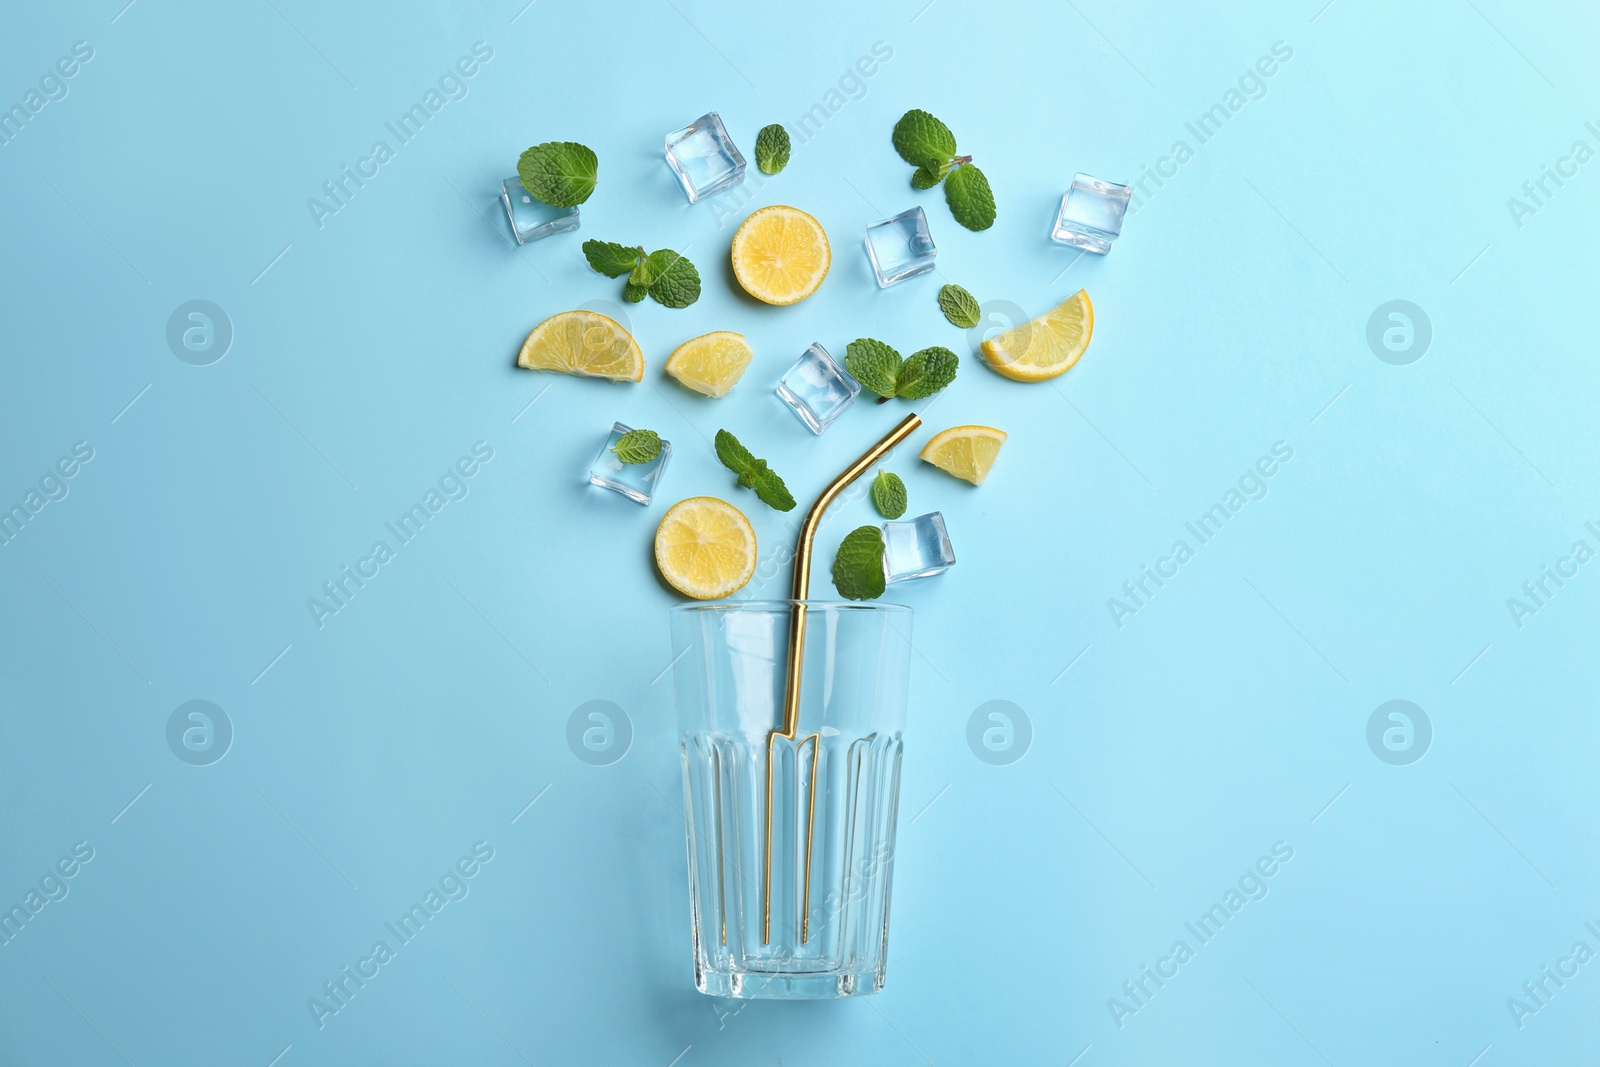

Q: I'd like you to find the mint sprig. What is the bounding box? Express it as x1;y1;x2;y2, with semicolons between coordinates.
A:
714;429;796;512
845;338;958;402
582;240;701;309
832;526;887;600
890;110;995;232
938;284;981;328
517;142;598;208
755;124;791;175
871;471;907;519
612;429;662;465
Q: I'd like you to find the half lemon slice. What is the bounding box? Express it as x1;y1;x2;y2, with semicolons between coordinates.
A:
517;310;644;382
979;290;1093;382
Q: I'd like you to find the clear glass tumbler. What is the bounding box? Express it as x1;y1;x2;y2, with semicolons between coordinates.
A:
670;601;913;999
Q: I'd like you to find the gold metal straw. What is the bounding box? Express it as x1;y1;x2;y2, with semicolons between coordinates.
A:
762;413;921;945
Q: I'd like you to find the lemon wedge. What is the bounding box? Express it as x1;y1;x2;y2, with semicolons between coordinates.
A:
664;331;753;398
920;425;1008;485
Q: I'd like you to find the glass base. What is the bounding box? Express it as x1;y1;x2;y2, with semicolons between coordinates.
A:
694;966;886;999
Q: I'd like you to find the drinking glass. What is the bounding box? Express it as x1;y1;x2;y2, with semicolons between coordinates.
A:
670;600;913;998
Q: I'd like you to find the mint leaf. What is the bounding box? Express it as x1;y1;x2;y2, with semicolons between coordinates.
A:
892;110;956;168
715;430;794;511
898;346;958;399
755;124;791;175
644;249;701;309
945;162;996;231
938;284;981;328
844;338;903;399
748;467;796;512
832;526;887;600
911;158;945;190
624;257;654;302
845;339;957;400
871;471;907;519
714;429;757;474
517;141;598;208
612;429;662;464
734;463;768;490
584;240;641;278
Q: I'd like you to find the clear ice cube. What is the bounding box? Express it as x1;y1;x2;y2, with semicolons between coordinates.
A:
864;207;937;287
880;512;955;583
1051;173;1131;255
588;422;670;505
776;343;861;434
664;112;746;203
500;177;580;244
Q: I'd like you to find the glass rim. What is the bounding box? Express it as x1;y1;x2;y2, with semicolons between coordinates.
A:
670;598;910;616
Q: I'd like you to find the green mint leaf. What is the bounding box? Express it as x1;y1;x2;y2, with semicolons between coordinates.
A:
517;141;598;208
734;460;767;490
938;284;981;328
624;257;654;302
871;470;907;519
583;240;641;278
844;338;903;399
644;249;701;309
831;525;887;600
911;159;944;190
716;430;794;511
612;429;662;464
755;124;791;175
749;467;797;512
898;346;959;399
892;110;957;168
714;429;757;475
945;162;996;231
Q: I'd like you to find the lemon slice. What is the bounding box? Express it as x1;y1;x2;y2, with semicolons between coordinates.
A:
664;331;754;398
979;290;1093;382
517;310;644;382
730;205;831;305
654;497;758;599
920;425;1008;485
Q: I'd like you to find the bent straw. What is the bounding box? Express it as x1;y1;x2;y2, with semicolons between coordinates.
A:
762;412;921;944
782;413;923;729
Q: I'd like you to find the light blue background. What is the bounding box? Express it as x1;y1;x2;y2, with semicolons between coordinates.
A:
2;0;1597;1063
